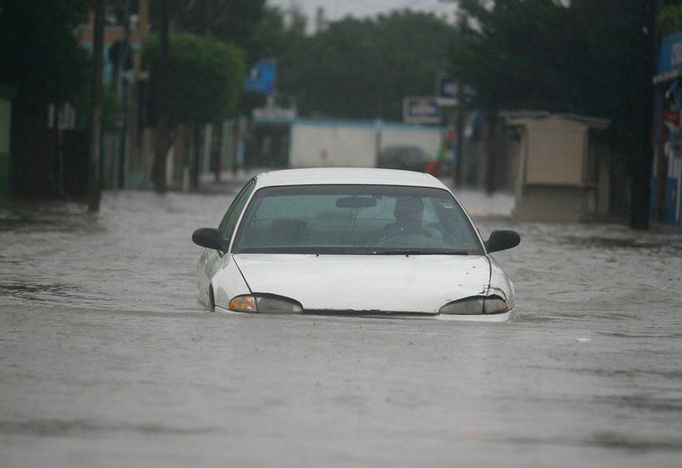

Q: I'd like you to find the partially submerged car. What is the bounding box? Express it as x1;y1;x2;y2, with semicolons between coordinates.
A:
192;168;520;321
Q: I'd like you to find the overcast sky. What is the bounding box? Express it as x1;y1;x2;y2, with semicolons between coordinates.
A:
268;0;456;25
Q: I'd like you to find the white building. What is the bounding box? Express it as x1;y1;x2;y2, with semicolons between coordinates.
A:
246;118;442;169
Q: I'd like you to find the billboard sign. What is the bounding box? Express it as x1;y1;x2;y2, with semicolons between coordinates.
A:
245;61;276;94
655;32;682;83
403;96;441;124
252;106;296;123
437;76;458;106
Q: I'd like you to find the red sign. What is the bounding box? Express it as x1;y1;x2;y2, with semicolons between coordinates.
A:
663;110;680;126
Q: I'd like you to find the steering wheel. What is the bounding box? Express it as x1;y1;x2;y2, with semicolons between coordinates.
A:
377;226;433;246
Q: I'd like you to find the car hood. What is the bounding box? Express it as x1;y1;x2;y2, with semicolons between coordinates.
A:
232;254;491;314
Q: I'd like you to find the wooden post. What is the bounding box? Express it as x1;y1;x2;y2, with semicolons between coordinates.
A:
88;0;105;211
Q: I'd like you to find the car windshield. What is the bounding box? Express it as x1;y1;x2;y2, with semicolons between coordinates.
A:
232;184;483;255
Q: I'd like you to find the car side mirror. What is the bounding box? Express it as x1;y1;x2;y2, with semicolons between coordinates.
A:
485;230;520;253
192;228;228;253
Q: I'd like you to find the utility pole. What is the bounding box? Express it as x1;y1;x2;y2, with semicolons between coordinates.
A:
454;80;465;188
190;0;209;191
152;0;169;193
117;0;131;189
452;12;467;189
88;0;106;211
630;0;658;229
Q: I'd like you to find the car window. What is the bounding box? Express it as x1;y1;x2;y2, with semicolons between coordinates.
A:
232;184;483;255
218;179;256;240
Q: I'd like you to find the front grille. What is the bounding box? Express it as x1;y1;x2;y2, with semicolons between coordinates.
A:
302;309;437;318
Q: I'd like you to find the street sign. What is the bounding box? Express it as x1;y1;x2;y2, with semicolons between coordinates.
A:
403;96;441;124
655;32;682;83
438;77;457;97
244;61;276;94
436;76;458;106
252;106;296;123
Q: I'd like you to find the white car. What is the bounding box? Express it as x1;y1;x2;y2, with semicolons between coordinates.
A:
193;168;520;321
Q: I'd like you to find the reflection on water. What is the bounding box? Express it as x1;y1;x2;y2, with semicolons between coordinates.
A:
0;192;229;312
559;234;682;251
504;431;682;453
0;419;217;437
0;281;81;301
0;201;102;233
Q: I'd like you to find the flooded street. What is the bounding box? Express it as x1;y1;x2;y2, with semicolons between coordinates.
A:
1;188;681;467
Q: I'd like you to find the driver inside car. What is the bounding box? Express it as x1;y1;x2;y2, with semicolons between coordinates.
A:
383;197;433;238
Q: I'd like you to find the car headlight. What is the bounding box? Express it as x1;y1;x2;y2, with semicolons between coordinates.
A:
439;296;509;315
228;294;303;313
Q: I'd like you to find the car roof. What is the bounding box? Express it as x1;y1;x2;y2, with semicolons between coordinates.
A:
254;168;446;189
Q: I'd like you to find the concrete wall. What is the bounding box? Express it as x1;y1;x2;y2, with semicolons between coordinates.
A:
513;186;586;222
289;119;441;168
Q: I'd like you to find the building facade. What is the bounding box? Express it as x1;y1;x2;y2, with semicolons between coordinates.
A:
652;31;682;228
77;0;152;189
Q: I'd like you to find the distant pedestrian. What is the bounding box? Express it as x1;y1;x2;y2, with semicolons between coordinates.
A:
425;159;440;176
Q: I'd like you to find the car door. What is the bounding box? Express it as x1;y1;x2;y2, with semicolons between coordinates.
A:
199;179;256;293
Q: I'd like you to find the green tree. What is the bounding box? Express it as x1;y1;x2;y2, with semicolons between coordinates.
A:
235;5;307;112
145;33;245;189
178;0;265;48
450;1;575;112
658;4;682;36
147;1;261;191
0;0;91;115
282;11;453;120
245;5;306;63
145;33;246;124
149;0;266;52
450;0;656;228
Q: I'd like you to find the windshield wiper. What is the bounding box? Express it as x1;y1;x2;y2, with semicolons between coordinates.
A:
372;249;469;255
